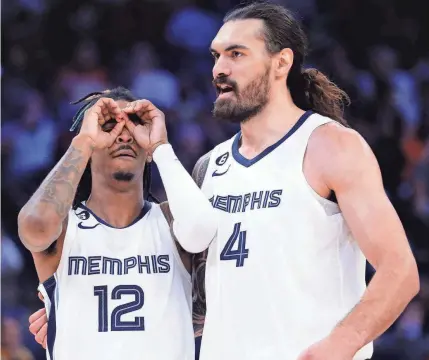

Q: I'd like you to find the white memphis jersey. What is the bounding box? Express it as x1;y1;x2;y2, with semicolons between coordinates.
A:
199;111;373;360
38;202;194;360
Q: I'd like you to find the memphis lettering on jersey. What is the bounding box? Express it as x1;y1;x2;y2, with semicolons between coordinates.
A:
209;189;283;213
68;254;171;276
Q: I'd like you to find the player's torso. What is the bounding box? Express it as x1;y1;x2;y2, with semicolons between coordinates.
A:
200;112;372;360
39;202;194;360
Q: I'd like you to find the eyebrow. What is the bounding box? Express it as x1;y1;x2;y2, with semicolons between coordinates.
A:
210;44;250;53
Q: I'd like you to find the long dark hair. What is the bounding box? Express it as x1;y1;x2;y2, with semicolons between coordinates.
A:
224;1;350;124
70;86;158;209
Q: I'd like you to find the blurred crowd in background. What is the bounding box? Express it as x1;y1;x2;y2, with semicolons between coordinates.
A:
1;0;429;359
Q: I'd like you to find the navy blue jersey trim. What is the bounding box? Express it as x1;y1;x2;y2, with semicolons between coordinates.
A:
43;275;57;360
79;201;152;229
232;110;313;167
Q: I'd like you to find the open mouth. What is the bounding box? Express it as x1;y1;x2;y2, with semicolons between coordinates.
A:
217;84;234;96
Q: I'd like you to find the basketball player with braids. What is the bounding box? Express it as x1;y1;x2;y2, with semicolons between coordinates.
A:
18;87;198;359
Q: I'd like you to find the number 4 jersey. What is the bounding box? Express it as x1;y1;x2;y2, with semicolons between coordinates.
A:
199;112;373;360
38;201;194;360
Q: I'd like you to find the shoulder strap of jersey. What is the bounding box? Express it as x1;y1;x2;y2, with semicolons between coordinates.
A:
289;113;334;165
54;207;79;280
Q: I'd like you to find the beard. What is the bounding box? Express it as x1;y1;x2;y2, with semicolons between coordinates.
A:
113;171;134;182
212;65;271;124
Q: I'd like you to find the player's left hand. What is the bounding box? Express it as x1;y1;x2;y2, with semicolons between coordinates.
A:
122;99;168;157
297;336;356;360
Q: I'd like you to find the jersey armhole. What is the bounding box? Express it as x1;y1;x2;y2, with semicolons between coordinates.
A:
298;119;342;217
54;209;79;282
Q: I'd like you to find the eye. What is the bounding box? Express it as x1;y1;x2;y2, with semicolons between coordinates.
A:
102;120;116;132
231;51;243;58
211;52;220;61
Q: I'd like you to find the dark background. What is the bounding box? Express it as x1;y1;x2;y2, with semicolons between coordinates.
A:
1;0;429;359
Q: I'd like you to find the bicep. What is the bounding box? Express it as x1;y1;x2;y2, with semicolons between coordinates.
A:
32;218;68;283
336;169;408;269
324;131;411;269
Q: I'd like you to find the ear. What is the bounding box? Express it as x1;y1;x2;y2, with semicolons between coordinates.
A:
274;48;294;78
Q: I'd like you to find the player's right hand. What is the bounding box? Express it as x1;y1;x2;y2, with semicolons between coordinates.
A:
78;97;126;150
29;308;48;349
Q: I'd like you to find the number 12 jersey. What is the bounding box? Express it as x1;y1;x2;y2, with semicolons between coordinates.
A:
38;202;194;360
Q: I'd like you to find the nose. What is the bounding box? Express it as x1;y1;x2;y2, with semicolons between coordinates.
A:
212;56;232;80
115;127;134;144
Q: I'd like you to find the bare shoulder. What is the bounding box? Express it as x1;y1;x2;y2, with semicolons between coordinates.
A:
307;122;380;190
192;151;212;188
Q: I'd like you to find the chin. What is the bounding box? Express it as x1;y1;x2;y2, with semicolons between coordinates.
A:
112;171;135;182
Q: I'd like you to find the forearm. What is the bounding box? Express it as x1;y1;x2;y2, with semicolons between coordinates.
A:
153;144;217;252
330;256;419;353
192;250;207;337
18;135;94;250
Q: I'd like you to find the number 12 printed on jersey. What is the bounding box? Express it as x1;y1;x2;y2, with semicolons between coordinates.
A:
94;284;145;332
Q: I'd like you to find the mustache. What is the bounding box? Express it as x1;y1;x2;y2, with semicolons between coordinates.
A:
110;144;137;157
212;77;238;91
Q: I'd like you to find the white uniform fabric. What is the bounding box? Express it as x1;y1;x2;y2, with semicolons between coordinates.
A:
153;143;217;253
38;202;194;360
198;111;373;360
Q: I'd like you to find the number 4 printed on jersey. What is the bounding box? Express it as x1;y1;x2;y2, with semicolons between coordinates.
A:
220;222;249;267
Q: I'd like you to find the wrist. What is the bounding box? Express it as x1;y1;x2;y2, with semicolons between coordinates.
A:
71;134;96;156
328;325;363;356
151;141;170;157
152;143;175;164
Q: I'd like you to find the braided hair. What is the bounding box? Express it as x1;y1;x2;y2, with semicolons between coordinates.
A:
70;86;159;209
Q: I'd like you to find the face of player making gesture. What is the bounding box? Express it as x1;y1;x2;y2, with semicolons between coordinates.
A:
78;98;168;183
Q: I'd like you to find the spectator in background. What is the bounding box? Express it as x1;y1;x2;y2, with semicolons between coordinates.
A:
55;39;110;129
1;227;24;309
375;299;429;360
130;42;180;110
2;90;57;208
1;317;35;360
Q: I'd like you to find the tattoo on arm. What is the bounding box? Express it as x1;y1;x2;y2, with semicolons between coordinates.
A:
192;151;211;188
38;145;88;218
191;151;211;337
192;249;208;337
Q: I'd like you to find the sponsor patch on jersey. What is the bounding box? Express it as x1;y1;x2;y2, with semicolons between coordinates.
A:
76;210;90;220
215;152;229;166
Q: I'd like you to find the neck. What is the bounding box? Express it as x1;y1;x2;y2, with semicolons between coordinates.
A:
86;177;145;228
239;87;305;154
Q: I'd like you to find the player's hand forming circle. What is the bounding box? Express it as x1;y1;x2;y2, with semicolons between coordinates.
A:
79;97;126;149
122;100;168;156
29;308;48;349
